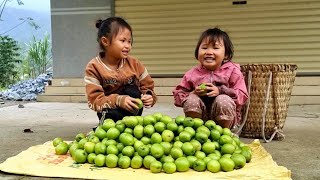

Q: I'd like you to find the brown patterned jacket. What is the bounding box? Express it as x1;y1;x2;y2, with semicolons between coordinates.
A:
84;55;156;112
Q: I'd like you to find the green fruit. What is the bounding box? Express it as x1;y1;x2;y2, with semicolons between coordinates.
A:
87;153;97;164
192;159;206;172
95;126;108;140
150;143;164;159
150;132;162;144
181;142;195;156
202;142;216;154
162;129;174;143
204;120;216;130
106;127;120;140
94;142;106;154
137;145;150;157
175;157;190;172
207;159;221;173
119;133;134;146
74;149;87;163
78;138;88;149
231;153;246;169
123;116;139;128
75;133;86;142
115;120;126;133
84;141;96;154
186;156;198;167
131;155;143;169
150;161;162;173
133;125;144;139
160;115;173;124
153;112;163;121
118;156;131;169
143;155;157;169
166;122;178;132
94;154;105;167
219;157;235;172
163;162;176;174
160;142;172;155
183;117;194;127
174;115;185;125
52;137;63;147
105;154;118;168
143;115;156;126
102;119;116;131
154;122;166;133
55;142;69;155
144;125;155;137
106;144;119;155
135;98;143;109
122;146;135;158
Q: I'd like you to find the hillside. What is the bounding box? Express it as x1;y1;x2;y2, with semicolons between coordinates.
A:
0;7;51;48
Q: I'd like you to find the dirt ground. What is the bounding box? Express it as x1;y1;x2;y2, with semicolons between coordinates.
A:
0;102;319;180
0;99;30;109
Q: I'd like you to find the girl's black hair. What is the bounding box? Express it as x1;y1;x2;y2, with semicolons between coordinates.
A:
95;16;132;50
194;27;234;61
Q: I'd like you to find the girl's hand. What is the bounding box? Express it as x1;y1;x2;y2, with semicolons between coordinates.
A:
121;96;140;112
141;94;153;109
205;83;220;97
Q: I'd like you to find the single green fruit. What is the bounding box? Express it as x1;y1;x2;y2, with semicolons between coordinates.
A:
192;159;206;172
131;155;143;169
75;133;86;142
105;154;118;168
135;98;143;109
52;137;63;147
150;161;162;173
94;154;105;167
55;142;69;155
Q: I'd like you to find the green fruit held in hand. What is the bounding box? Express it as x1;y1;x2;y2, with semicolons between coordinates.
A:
135;98;143;109
199;83;207;90
199;83;207;95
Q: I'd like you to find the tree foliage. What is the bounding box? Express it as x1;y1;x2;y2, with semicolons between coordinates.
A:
21;34;52;79
0;35;21;88
0;0;40;35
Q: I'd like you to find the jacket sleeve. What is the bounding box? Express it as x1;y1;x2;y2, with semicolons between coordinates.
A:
139;67;157;106
218;68;248;106
172;72;193;107
84;63;122;112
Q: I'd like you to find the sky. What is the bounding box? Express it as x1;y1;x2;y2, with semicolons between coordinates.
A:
5;0;50;12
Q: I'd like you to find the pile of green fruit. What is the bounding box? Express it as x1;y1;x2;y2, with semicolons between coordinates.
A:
52;113;252;173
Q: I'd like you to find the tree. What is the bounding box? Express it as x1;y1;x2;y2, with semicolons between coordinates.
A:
0;0;39;35
0;35;21;88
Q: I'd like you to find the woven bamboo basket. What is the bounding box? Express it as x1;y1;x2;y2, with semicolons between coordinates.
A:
239;64;297;142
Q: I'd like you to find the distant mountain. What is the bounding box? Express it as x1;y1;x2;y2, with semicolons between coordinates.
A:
0;7;51;49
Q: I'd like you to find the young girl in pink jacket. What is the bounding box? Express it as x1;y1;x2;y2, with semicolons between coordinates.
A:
173;28;248;133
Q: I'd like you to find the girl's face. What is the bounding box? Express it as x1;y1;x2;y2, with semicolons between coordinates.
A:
103;27;132;61
197;37;226;71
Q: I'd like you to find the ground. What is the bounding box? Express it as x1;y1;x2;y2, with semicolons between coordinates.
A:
0;100;30;109
0;102;319;180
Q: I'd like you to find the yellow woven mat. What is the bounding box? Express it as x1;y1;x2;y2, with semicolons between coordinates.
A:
0;139;291;180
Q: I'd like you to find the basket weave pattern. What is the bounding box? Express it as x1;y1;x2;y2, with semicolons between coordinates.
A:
240;64;297;140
